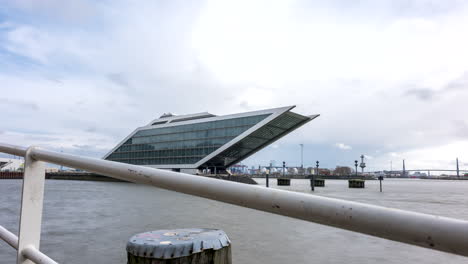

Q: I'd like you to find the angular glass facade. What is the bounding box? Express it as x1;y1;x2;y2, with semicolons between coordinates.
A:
104;106;317;173
105;114;270;165
200;111;311;168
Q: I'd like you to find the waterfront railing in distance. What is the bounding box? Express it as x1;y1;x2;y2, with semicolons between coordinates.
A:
0;142;468;263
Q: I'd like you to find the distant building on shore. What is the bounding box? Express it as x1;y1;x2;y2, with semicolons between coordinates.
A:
104;106;318;174
411;171;427;177
0;158;23;171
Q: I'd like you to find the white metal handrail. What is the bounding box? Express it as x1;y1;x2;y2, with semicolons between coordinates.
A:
0;225;57;264
1;143;468;264
0;225;18;249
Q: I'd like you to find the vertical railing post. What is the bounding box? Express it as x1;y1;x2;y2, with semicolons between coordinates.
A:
17;147;46;264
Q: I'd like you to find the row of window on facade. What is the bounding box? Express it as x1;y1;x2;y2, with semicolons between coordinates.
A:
115;138;235;152
133;114;270;138
131;126;251;145
113;157;203;165
108;146;220;159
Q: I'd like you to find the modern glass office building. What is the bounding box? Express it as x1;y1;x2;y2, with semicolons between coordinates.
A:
103;106;318;174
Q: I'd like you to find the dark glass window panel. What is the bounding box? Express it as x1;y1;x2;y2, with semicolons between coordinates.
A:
201;112;310;168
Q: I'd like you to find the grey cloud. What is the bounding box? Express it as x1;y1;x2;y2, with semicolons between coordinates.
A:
453;120;468;139
72;144;94;149
405;88;435;101
5;0;98;25
29;136;56;142
389;0;466;18
404;72;468;101
43;75;63;84
60;144;107;158
0;98;39;110
239;101;249;109
17;133;59;142
404;88;435;101
444;72;468;91
107;73;131;89
293;0;468;24
85;126;96;133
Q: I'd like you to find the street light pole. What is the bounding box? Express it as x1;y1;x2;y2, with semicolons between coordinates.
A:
403;159;406;178
300;144;304;173
355;160;358;178
266;162;271;188
316;161;319;177
282;161;286;178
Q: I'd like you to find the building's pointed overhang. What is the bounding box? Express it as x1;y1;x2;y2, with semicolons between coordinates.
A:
195;106;319;168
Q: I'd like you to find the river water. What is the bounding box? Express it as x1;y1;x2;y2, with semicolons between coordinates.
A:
1;178;467;263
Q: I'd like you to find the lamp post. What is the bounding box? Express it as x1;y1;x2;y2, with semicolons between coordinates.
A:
316;161;319;177
266;162;271;188
379;174;384;192
403;159;406;178
311;161;319;192
354;160;358;178
282;161;286;177
300;144;304;172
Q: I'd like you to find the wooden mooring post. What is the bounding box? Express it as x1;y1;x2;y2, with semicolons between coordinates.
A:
310;176;325;191
348;179;365;188
378;176;384;192
126;228;231;264
277;178;291;186
314;178;325;187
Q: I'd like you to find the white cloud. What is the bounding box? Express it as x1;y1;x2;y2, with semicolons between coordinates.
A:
334;143;352;150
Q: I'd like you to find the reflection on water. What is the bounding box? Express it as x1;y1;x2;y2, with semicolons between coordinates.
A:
0;178;467;264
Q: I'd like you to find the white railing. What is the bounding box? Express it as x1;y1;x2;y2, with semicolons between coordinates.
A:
0;225;57;264
1;143;468;264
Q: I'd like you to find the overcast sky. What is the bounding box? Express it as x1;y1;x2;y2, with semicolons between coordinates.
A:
1;0;467;172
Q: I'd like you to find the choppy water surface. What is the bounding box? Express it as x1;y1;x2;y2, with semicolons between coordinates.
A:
1;178;467;264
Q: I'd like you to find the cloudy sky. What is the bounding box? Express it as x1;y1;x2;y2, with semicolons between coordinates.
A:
1;0;467;172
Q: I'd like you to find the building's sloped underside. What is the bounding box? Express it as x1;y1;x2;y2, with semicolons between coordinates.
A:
200;111;312;169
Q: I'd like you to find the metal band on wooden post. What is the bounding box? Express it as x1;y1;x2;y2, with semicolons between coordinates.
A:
126;229;231;264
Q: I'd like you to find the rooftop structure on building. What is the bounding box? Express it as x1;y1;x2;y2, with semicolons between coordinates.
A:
103;106;319;174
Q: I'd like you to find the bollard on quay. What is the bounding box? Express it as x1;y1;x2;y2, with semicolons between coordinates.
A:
348;179;365;188
277;178;291;186
126;228;231;264
378;175;384;192
313;178;325;187
310;174;315;191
